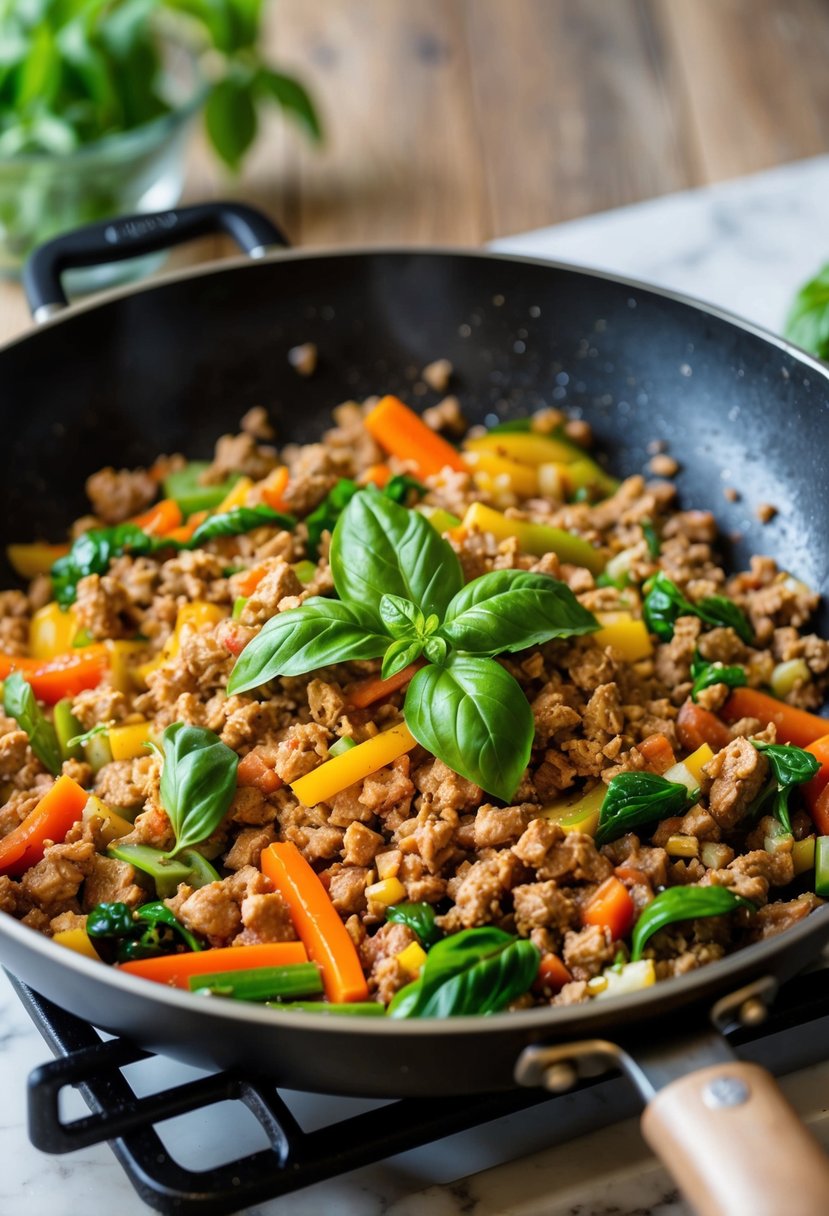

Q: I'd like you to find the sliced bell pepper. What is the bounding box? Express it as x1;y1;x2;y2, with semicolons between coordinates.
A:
290;721;417;807
464;431;583;466
464;450;540;498
0;775;89;876
215;476;254;513
459;501;606;574
259;467;290;512
129;498;182;536
0;647;108;704
534;953;572;993
7;542;70;579
52;928;101;961
539;783;606;837
108;720;159;762
364;396;468;478
721;688;829;748
593;612;653;661
582;876;635;940
29;603;78;658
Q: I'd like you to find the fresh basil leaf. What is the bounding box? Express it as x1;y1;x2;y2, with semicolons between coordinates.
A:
441;570;597;656
631;887;754;961
596;771;696;847
134;901;202;953
423;635;448;665
596;569;630;591
157;723;239;855
381;474;427;505
379;594;425;640
90;897;204;963
331;489;463;623
641;520;661;559
690;651;747;703
752;742;820;787
386;902;443;947
305;479;360;558
643;573;751;645
227;598;390;693
381;638;423;680
404;654;533;803
784;262;829;361
51;522;159;607
254;66;323;143
86;901;135;939
206;75;258;170
2;671;62;775
696;595;753;644
388;926;539;1018
188;504;295;548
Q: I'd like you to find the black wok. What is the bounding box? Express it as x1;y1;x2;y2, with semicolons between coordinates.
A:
0;201;827;1215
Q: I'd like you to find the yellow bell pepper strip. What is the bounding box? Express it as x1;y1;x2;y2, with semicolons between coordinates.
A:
460;501;606;575
464;431;583;466
0;647;108;704
135;601;227;683
52;928;101;962
0;774;89;876
792;835;816;877
364;396;469;479
215;476;254;513
560;457;620;501
539;783;606;837
118;941;309;988
291;722;418;807
592;612;653;661
261;842;370;1003
7;542;70;579
108;720;159;762
82;795;134;845
683;742;714;784
721;687;829;749
463;451;540;498
103;639;147;694
30;603;78;658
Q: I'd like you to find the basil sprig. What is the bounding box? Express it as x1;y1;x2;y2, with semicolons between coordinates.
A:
750;741;820;832
305;475;425;558
690;651;747;703
228;489;597;801
631;887;754;961
784;262;829;360
386;901;443;947
643;572;752;644
595;771;697;847
154;724;238;855
3;671;62;775
87;899;202;963
387;927;540;1018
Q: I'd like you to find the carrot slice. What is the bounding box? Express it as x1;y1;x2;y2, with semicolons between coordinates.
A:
535;953;572;993
163;510;209;545
0;775;88;876
260;842;369;1003
118;942;309;988
130;498;183;536
358;463;392;488
260;467;290;512
637;732;676;775
676;700;732;754
236;562;271;598
721;688;829;748
364;396;468;478
804;734;829;819
237;749;283;795
0;647;108;704
582;876;635;940
346;661;422;709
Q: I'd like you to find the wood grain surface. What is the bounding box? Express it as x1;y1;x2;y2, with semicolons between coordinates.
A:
2;0;828;344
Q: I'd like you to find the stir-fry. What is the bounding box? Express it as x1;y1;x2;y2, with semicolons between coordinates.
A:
0;395;826;1015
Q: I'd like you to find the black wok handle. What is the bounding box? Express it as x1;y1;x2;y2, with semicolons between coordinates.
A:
23;200;289;323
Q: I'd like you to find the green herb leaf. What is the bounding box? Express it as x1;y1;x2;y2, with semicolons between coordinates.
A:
440;569;597;656
386;901;443;947
596;771;696;847
134;900;202;953
379;594;425;640
66;721;110;750
206;75;258;171
227;598;390;694
751;740;820;832
643;573;752;644
330;489;463;624
690;651;747;703
641;520;661;559
156;724;239;855
784;263;829;361
188;504;295;547
404;653;533;803
86;901;135;939
696;595;753;644
381;474;427;505
381;638;424;680
631;887;754;961
51;523;159;607
254;66;323;143
305;477;426;560
388;926;540;1017
2;671;62;776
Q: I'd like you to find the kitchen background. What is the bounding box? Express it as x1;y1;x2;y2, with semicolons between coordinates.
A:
1;2;828;1215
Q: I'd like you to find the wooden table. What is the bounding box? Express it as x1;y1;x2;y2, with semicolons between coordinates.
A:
2;0;828;345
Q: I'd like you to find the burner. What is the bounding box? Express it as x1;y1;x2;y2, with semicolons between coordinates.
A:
10;964;829;1216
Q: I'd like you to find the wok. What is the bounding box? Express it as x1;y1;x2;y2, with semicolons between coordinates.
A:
0;200;827;1215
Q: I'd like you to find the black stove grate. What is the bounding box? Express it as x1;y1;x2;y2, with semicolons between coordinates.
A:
10;966;829;1216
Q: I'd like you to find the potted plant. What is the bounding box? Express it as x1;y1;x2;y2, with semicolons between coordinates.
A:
0;0;321;279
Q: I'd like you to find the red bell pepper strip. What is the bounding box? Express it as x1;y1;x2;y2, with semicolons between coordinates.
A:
0;647;108;704
0;775;89;876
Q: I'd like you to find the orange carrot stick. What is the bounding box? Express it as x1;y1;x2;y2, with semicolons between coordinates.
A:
811;784;829;836
358;463;392;489
0;647;108;704
260;467;290;512
130;498;183;536
364;396;468;479
676;700;732;754
637;732;676;775
346;661;422;709
804;734;829;820
721;688;829;748
582;876;635;940
163;510;209;545
118;942;308;988
0;775;88;876
260;842;369;1003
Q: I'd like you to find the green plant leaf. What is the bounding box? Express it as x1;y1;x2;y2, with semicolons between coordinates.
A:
227;598;390;693
595;771;696;847
696;595;753;644
404;653;533;802
255;66;322;142
690;651;747;703
188;504;295;546
752;741;820;787
380;637;423;680
379;594;425;640
631;887;754;961
784;263;829;361
441;569;597;656
156;723;239;854
2;671;62;776
643;572;751;644
385;901;442;947
205;75;258;170
330;489;463;625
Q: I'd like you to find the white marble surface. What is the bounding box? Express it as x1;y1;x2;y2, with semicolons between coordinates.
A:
3;155;829;1216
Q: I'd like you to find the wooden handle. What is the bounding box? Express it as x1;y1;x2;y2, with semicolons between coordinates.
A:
641;1061;829;1216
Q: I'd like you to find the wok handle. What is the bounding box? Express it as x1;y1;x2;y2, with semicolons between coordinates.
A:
641;1060;829;1216
23;200;289;322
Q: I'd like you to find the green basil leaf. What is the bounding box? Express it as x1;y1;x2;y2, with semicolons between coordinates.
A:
596;771;696;847
51;522;158;607
381;474;427;505
2;671;62;775
641;520;661;559
423;635;448;665
385;901;442;947
784;262;829;360
404;654;533;803
379;594;425;639
86;901;135;939
752;742;820;788
205;75;258;170
696;595;753;644
631;887;754;961
690;651;747;703
157;723;238;855
441;570;597;656
227;598;390;693
188;504;295;548
305;479;359;558
381;637;423;680
135;900;202;952
255;66;323;143
643;573;751;645
330;489;463;623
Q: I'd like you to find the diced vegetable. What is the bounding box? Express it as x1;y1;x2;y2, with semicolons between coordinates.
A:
104;640;146;694
267;1001;386;1015
53;698;83;761
130;498;182;536
0;775;88;876
636;733;677;775
811;785;829;836
136;601;227;682
108;720;158;762
803;734;829;820
259;467;290;511
582;877;635;940
346;663;422;709
700;842;734;870
0;647;108;704
364;395;468;478
292;560;317;585
386;901;442;947
84;730;113;774
763;819;794;855
682;742;714;784
232;596;248;620
396;941;428;977
162;510;209;546
560;456;620;501
665;834;699;859
535;953;572;993
118;941;309;987
721;688;829;748
8;542;70;579
593;959;655;1000
459;501;606;574
261;842;369;1003
464;450;540;498
328;736;356;758
676;701;732;753
539;783;606;837
815;837;829;897
162;462;241;516
52;928;101;961
215;476;254;513
592;613;653;661
416;504;463;534
29;603;78;658
365;877;407;907
83;795;133;844
358;463;392;489
188;962;323;1001
770;658;810;699
236;748;283;795
792;836;815;875
108;843;219;898
290;722;417;807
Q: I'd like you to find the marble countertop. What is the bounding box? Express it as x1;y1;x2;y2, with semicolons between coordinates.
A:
2;154;829;1215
